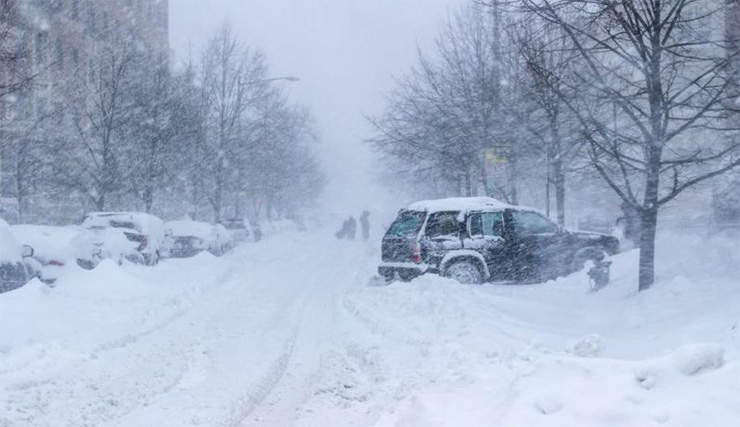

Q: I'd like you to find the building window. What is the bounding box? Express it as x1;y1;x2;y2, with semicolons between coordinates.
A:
16;31;25;59
88;58;95;83
56;38;64;72
36;32;46;66
88;5;96;34
55;102;65;125
102;11;109;35
16;92;26;117
72;48;79;74
37;98;46;120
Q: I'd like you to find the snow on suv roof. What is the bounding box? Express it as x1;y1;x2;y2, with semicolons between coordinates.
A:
406;197;514;213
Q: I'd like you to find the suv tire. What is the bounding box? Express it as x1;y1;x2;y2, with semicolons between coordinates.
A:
444;260;484;284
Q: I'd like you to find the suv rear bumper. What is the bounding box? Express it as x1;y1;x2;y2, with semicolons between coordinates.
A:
378;262;430;280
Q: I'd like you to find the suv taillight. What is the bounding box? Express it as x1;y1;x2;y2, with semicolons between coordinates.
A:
411;243;422;264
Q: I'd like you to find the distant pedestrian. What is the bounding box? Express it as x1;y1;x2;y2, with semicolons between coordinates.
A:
360;210;370;241
347;216;357;240
335;219;348;239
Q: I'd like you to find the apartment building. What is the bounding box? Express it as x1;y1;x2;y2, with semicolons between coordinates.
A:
0;0;168;222
10;0;168;117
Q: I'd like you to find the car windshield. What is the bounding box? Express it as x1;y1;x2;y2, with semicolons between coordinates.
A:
386;211;425;237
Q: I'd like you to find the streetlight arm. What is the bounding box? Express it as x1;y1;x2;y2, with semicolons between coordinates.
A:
247;76;300;84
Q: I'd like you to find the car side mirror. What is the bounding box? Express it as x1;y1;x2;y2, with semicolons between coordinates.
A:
22;245;34;258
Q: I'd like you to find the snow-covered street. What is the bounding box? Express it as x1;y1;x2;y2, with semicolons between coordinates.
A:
1;230;739;427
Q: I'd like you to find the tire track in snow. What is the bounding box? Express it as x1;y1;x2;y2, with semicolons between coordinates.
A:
233;242;369;427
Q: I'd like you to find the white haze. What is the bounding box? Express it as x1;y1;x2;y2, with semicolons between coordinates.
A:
169;0;465;215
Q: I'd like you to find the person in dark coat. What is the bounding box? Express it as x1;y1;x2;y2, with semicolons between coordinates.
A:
347;216;357;240
336;219;348;239
360;210;370;241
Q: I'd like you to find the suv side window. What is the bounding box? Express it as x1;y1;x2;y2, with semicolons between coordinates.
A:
511;211;557;235
425;212;460;238
469;212;504;237
482;212;504;237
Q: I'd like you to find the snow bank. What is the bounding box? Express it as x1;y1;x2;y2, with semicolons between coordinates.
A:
358;231;740;427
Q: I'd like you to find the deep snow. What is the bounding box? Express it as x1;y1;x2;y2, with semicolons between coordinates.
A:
0;229;738;427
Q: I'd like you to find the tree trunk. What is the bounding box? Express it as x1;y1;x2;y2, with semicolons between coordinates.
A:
144;186;153;213
553;157;565;226
639;146;662;291
638;207;658;291
15;160;24;223
508;151;519;205
96;195;105;211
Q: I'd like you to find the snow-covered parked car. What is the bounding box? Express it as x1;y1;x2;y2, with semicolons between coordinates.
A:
81;212;167;265
0;219;35;293
220;217;255;243
165;220;233;258
10;225;101;284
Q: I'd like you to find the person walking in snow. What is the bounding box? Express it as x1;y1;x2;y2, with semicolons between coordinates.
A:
360;210;370;241
335;218;348;239
347;216;357;240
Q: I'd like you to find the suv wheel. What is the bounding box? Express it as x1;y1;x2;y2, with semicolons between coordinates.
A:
444;260;484;284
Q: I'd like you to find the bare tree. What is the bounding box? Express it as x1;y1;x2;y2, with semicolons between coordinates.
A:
522;0;740;290
509;18;587;225
200;23;268;222
245;89;322;219
54;33;141;211
128;53;180;213
369;4;518;199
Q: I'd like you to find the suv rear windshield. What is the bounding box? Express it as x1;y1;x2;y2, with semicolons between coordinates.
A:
386;211;425;237
110;220;138;230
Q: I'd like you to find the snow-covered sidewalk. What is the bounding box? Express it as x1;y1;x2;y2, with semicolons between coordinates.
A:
0;231;738;426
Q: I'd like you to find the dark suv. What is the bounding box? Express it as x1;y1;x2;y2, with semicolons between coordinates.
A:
378;197;619;284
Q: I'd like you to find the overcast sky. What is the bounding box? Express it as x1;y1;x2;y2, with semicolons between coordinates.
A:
169;0;464;214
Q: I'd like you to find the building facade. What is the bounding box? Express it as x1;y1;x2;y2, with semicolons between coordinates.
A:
0;0;169;222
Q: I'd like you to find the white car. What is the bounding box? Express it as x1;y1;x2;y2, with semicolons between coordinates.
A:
165;220;234;258
81;212;167;265
11;225;101;284
0;219;34;293
220;217;255;243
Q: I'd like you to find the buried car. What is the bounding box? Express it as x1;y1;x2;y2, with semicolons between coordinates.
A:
378;197;619;284
165;220;233;258
11;225;101;284
0;219;35;293
81;212;167;265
